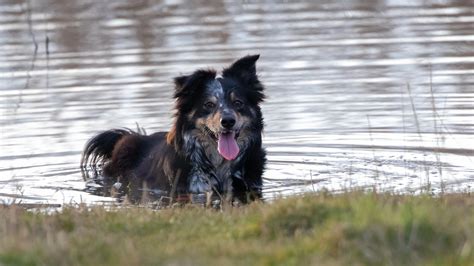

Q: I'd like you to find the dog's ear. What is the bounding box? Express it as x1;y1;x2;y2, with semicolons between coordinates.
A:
173;74;191;99
173;70;216;99
174;75;189;92
223;55;264;104
222;54;260;83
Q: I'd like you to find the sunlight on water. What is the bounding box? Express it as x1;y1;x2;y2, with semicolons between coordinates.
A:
0;0;473;205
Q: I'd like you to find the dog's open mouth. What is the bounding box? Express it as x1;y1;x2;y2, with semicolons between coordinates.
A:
217;131;239;160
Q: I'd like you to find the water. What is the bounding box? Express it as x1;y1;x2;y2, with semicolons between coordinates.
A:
1;0;473;205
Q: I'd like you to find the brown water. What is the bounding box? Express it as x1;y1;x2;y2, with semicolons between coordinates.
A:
1;0;473;205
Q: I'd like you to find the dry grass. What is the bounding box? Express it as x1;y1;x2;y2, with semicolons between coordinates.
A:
1;192;474;265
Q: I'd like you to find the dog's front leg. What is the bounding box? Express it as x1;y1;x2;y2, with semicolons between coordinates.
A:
188;168;216;207
189;174;213;207
223;177;233;207
188;173;212;194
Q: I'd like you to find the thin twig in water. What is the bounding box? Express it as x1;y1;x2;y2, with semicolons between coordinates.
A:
25;0;38;52
309;170;316;192
15;0;38;113
406;84;421;135
45;32;50;89
400;85;409;179
429;65;444;193
366;115;380;191
406;83;431;193
45;36;50;55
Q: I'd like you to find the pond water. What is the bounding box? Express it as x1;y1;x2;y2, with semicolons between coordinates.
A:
1;0;473;205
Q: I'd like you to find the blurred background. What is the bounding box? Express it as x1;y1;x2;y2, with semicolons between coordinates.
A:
0;0;473;205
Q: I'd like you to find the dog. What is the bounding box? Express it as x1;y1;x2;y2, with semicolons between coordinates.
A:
81;55;266;205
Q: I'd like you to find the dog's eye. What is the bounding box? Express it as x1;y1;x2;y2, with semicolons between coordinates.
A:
233;100;243;108
204;102;216;109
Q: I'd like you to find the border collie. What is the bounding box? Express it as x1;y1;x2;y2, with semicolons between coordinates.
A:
81;55;266;205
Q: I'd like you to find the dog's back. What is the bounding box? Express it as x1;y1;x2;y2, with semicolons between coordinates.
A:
82;130;189;194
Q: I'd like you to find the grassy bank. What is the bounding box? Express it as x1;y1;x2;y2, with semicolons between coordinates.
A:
1;192;474;266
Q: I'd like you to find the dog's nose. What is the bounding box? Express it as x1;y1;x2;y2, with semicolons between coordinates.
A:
221;117;236;129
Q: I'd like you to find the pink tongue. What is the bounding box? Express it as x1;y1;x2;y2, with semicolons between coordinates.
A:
217;132;240;160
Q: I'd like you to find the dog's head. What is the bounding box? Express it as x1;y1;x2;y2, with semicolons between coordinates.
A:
167;55;265;161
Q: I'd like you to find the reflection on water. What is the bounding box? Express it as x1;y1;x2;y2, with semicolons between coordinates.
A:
1;0;473;205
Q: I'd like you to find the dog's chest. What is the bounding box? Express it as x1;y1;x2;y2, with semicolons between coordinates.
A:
215;160;233;180
185;133;239;182
201;141;223;165
201;139;236;179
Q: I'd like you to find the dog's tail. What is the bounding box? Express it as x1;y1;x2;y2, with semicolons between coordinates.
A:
80;128;138;174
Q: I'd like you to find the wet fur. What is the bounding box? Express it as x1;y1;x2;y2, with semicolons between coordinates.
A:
81;55;266;203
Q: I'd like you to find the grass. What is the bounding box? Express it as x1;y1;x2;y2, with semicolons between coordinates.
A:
1;192;474;266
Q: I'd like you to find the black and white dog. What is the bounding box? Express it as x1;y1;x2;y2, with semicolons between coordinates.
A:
81;55;266;204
